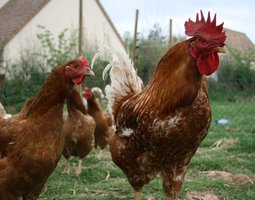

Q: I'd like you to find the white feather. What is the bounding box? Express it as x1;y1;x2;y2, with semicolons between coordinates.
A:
92;47;144;117
102;63;112;80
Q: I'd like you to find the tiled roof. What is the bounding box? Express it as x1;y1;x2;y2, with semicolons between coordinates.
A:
225;28;255;55
0;0;50;49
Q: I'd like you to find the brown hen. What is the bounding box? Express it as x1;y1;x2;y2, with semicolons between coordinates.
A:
83;87;113;150
62;89;95;176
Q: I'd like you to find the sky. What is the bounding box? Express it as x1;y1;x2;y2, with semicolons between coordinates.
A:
100;0;255;43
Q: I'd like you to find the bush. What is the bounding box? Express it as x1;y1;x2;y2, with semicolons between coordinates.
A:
2;27;79;112
2;70;47;112
37;25;78;68
209;50;255;102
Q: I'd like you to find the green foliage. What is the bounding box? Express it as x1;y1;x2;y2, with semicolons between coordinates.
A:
2;69;47;111
209;50;255;102
37;25;78;68
2;27;80;112
134;24;169;84
127;24;187;85
83;59;110;90
218;50;255;90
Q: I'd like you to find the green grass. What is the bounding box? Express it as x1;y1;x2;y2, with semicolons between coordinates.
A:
39;101;255;199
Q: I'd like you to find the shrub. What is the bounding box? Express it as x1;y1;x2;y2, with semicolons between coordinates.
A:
209;50;255;102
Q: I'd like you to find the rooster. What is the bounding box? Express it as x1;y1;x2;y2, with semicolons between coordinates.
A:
92;11;226;200
63;88;96;176
0;56;94;199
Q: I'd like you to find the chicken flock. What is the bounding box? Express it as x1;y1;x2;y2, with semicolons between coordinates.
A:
0;11;226;200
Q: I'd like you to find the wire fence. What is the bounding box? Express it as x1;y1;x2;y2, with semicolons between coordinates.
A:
208;83;255;132
84;71;255;133
1;57;255;133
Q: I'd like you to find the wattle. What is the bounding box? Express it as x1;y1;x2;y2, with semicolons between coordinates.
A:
189;47;219;76
72;75;86;84
197;51;219;76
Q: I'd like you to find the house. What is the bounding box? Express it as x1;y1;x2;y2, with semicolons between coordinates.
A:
210;28;255;80
224;28;255;58
0;0;125;73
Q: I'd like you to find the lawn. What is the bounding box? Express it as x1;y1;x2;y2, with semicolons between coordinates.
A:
39;101;255;200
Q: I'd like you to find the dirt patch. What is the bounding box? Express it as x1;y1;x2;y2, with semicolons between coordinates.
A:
184;191;219;200
251;96;255;101
202;170;254;185
107;177;126;183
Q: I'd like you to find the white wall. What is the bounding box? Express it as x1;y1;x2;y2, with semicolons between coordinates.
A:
3;0;125;67
0;0;9;8
83;0;124;50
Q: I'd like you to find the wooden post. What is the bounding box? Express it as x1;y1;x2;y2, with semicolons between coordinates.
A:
0;74;5;100
0;63;8;100
78;0;83;56
169;18;173;47
132;9;139;64
77;0;83;92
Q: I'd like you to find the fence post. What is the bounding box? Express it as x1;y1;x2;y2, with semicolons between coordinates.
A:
169;18;173;47
132;9;139;65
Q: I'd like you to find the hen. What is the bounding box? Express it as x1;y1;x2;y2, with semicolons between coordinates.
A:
0;56;94;199
92;11;226;200
83;87;114;150
62;88;96;176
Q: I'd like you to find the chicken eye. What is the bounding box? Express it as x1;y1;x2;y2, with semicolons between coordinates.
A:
199;38;207;45
73;64;79;68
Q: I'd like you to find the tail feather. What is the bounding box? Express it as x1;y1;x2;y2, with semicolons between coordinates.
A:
91;47;143;116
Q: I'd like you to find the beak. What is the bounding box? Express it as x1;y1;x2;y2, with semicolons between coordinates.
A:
215;46;226;53
84;68;95;76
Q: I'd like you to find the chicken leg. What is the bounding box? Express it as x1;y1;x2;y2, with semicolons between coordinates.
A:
134;190;141;200
166;197;175;200
162;167;186;200
76;159;82;176
63;159;70;174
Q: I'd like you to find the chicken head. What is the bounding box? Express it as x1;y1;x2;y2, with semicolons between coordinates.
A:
185;10;227;75
65;56;95;84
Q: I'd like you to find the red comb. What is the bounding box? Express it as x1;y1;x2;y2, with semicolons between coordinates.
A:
83;86;89;92
79;56;89;67
185;10;226;43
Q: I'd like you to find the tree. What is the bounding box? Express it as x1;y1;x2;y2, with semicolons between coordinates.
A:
218;50;255;90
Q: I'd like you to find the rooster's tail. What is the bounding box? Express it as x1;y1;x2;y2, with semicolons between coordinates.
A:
91;47;143;116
